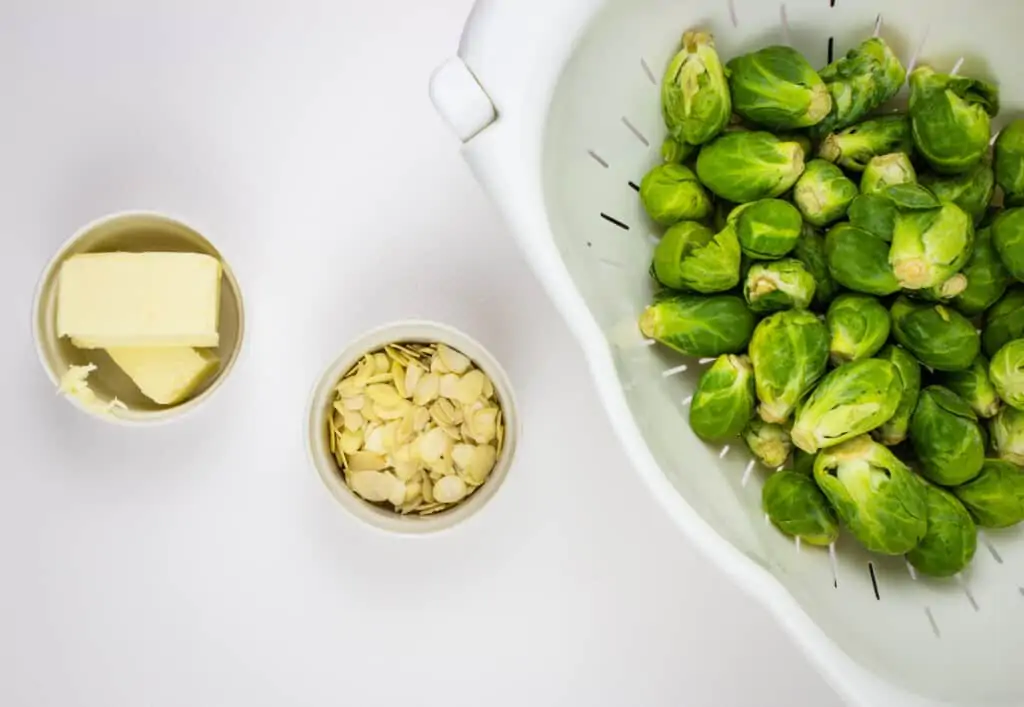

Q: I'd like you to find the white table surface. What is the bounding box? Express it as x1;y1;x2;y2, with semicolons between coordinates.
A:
1;2;843;705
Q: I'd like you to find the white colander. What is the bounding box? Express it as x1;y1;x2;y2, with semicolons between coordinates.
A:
430;1;1024;705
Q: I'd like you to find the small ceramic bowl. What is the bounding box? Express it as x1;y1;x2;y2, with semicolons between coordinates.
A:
32;211;246;425
307;320;519;535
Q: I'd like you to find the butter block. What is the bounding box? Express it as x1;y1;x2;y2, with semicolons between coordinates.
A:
106;347;220;406
57;252;222;348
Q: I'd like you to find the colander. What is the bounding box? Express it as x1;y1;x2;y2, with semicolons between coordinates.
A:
429;1;1023;705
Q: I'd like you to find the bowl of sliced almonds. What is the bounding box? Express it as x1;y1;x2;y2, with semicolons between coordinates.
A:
307;320;518;534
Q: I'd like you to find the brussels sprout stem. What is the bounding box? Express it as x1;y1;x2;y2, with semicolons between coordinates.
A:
893;259;931;289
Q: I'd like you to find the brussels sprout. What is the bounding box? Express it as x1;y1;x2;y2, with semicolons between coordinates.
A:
661;136;696;164
826;294;891;365
909;386;986;486
744;419;793;468
726;46;832;130
793;449;816;476
793;159;859;227
921;162;996;226
938;355;1002;419
861;153;917;196
983;287;1024;358
917;274;968;303
749;310;830;424
992;406;1024;466
848;194;898;242
995;120;1024;207
689;354;756;442
790;359;903;454
818;114;913;172
727;198;803;259
813;435;926;554
874;345;923;446
884;183;943;211
990;340;1024;411
814;38;907;136
991;207;1024;281
890;296;980;371
906;482;978;578
762;471;839;546
639;294;755;357
953;460;1024;528
825;223;900;296
778;132;813;160
889;203;973;291
792;225;838;308
909;66;1000;174
696;132;806;203
661;31;731;146
952;227;1012;317
652;221;741;293
743;259;816;314
640;164;713;226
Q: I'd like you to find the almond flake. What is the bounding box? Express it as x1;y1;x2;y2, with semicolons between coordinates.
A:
439;373;461;400
454;370;485;405
350;470;393;502
404;363;423;400
416;427;451;464
434;476;468;504
413;373;440;406
342;408;364;432
340;429;364;455
347;451;388;472
438;344;472;375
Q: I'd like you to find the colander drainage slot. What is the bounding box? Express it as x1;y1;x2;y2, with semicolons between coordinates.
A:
925;607;941;638
979;532;1003;564
588;150;609;168
827;37;834;64
629;181;640;192
662;364;689;377
621;117;650;146
829;542;840;588
958;575;979;611
741;460;756;487
600;213;630;230
727;0;738;27
868;562;880;600
640;58;657;86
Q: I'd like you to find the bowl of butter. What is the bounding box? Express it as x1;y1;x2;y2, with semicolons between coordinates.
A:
33;212;245;424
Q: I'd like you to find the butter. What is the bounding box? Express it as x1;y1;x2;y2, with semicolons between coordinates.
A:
57;252;222;348
57;364;128;416
106;347;220;406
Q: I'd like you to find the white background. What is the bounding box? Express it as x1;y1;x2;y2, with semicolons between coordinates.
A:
0;1;842;705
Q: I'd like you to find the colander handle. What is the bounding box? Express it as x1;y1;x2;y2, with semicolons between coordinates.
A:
429;57;498;143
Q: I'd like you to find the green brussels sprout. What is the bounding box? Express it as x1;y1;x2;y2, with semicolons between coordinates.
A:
952;227;1012;317
639;294;755;357
651;221;741;293
952;460;1024;528
861;153;917;196
792;225;838;308
744;419;793;468
826;294;891;365
991;207;1024;281
743;259;816;314
818;114;913;172
728;199;803;260
640;164;713;226
848;194;898;242
695;132;805;203
889;203;974;290
983;287;1024;358
874;345;923;446
884;183;943;211
762;470;839;546
891;296;981;372
726;46;832;130
793;449;816;476
825;223;900;296
906;482;978;578
749;309;830;424
813;435;927;555
778;132;813;160
917;274;968;303
661;136;696;164
995;120;1024;207
793;159;859;227
991;406;1024;466
791;359;903;454
909;66;1000;174
921;162;996;226
661;31;732;146
938;355;1002;419
990;340;1024;411
814;38;908;137
689;354;756;442
909;386;986;486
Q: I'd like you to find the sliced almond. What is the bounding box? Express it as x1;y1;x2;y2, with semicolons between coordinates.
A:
422;475;434;504
429;400;454;428
439;373;461;400
464;444;497;485
469;406;499;444
342;408;364;432
454;370;485;405
366;384;403;407
452;443;476;471
430;354;449;375
375;399;411;421
347;451;388;472
404;481;422;504
392;362;408;399
416;427;451;464
339;429;364;455
343;395;365;411
434;476;468;504
396;409;417;445
413;407;431;432
404;363;423;400
392;446;421;482
482;375;494;400
373;353;391;374
438;344;472;375
430;456;455;477
349;470;393;502
384;472;406;507
413;373;440;406
440;424;462;441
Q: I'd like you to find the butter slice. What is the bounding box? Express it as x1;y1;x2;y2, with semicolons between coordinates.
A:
106;347;220;406
57;252;222;348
